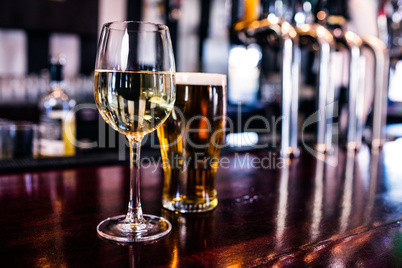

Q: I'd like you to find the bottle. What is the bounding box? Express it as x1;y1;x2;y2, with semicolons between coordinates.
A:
38;55;76;157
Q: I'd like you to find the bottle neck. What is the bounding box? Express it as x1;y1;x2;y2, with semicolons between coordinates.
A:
49;80;65;90
49;61;65;91
50;63;64;81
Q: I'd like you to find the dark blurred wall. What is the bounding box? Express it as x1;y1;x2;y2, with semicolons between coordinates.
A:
0;0;98;74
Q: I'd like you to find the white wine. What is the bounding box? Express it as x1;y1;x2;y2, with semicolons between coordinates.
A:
94;70;175;139
95;21;175;243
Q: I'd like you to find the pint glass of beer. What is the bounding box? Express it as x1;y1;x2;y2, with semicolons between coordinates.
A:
157;72;227;213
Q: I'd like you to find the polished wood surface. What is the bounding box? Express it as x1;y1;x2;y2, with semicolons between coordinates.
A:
1;141;402;267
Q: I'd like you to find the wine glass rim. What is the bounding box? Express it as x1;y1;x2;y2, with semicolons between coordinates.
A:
103;21;169;32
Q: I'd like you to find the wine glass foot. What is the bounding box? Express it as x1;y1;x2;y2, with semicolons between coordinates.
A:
97;214;172;243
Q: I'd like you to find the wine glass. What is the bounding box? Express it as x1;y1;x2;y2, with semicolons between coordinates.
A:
94;21;175;242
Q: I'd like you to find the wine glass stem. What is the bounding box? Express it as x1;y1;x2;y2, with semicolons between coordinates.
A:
125;138;144;224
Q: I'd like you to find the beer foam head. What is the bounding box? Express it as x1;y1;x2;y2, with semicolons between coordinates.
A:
176;72;226;86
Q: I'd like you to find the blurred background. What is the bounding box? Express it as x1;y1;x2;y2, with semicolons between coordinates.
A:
0;0;231;107
0;0;402;168
0;0;231;153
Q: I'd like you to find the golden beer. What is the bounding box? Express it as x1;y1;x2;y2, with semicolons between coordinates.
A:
157;73;227;213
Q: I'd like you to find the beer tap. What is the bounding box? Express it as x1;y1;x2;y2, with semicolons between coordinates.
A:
362;37;389;151
290;0;336;155
316;0;364;152
235;0;301;157
234;0;339;157
238;0;336;156
346;0;389;150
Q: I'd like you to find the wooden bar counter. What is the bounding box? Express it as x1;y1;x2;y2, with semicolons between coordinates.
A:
1;141;402;267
